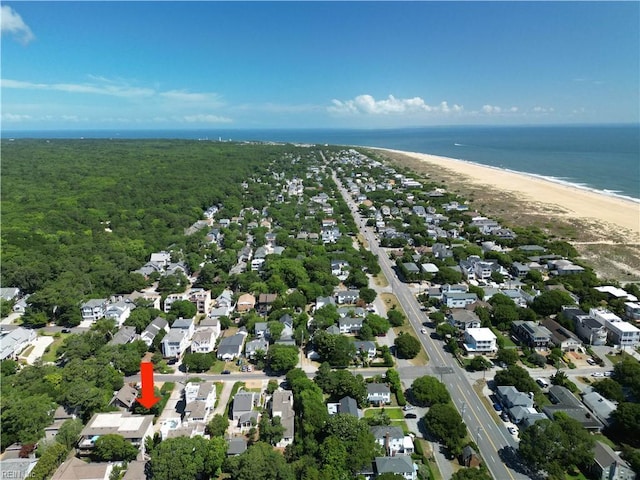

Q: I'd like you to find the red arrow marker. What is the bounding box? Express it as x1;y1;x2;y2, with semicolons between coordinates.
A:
137;361;160;409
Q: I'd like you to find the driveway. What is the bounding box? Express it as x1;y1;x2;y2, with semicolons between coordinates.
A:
22;336;54;364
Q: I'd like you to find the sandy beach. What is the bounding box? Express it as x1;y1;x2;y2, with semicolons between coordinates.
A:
377;148;640;239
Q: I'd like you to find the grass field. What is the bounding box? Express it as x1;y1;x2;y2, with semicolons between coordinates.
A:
40;333;69;363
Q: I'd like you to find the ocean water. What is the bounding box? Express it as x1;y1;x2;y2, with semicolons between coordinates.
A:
3;124;639;201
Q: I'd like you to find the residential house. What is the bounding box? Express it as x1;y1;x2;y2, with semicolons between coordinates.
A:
50;457;112;480
512;321;552;350
353;340;377;360
217;331;248;360
245;338;269;358
188;288;212;314
442;291;478;309
254;322;268;338
0;287;20;301
163;293;188;314
512;262;531;277
563;307;608;346
77;412;154;456
463;328;497;353
44;406;79;441
327;396;361;418
370;425;413;456
374;456;417;480
257;293;277;315
183;382;215;424
590;308;640;348
366;383;391;405
226;438;247;456
104;300;133;327
140;317;169;348
191;328;217;353
447;310;481;330
337;306;366;318
331;260;350;279
215;289;235;314
544;385;603;431
161;329;189;359
582;391;617;428
236;293;256;313
421;263;439;275
336;290;360;305
107;326;137;346
232;392;258;427
496;386;534;409
80;298;108;322
270;390;295;448
198;316;221;337
111;384;139;411
624;302;640;322
590;441;636;480
339;317;364;334
0;327;36;361
172;317;195;340
540;318;582;351
461;446;482;468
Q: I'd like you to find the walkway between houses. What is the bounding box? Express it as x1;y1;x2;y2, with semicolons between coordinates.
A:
212;381;234;417
154;381;184;434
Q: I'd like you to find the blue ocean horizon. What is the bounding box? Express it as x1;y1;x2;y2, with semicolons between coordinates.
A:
3;124;639;201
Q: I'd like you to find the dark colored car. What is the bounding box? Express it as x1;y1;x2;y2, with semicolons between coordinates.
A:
221;370;231;375
61;328;71;333
493;403;503;411
404;413;417;419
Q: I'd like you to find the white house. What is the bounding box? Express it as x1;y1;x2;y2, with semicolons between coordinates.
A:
370;425;413;456
217;331;248;360
366;383;391;405
442;292;478;309
0;327;36;361
172;317;195;340
163;293;188;314
104;300;133;327
140;317;169;347
80;298;108;322
190;328;216;353
463;328;497;353
590;308;640;348
161;329;189;358
270;390;295;448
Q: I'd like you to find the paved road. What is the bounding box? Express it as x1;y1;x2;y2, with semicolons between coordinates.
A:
333;171;531;480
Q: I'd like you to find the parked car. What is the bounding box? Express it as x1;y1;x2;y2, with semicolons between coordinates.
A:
591;372;604;377
61;328;71;334
405;413;417;419
420;328;427;334
508;426;518;436
587;358;596;365
604;371;613;377
221;370;231;375
501;412;510;422
403;405;414;411
536;378;549;388
493;403;503;412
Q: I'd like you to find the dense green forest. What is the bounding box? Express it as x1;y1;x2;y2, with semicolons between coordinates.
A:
1;139;315;320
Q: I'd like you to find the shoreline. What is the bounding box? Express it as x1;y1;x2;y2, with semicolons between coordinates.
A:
372;147;640;238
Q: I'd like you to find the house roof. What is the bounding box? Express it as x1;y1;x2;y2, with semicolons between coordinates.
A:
375;456;414;474
593;441;631;470
233;392;255;413
51;457;111;480
227;437;247;456
107;326;137;346
370;425;404;441
114;385;139;408
367;383;390;395
172;318;194;329
338;396;359;416
80;412;153;439
192;328;215;344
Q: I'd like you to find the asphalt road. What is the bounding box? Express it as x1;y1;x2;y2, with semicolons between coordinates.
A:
333;172;531;480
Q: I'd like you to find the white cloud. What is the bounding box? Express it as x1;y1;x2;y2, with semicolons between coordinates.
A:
160;90;220;103
1;6;35;44
533;106;555;113
328;94;463;115
482;104;518;114
1;113;32;122
180;114;233;124
1;78;155;98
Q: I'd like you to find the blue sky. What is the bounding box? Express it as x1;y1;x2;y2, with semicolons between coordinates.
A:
2;1;638;130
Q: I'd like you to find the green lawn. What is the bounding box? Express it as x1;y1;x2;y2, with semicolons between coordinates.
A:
40;333;69;363
491;327;516;348
364;407;404;420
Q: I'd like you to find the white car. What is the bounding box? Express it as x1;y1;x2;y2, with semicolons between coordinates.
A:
507;426;518;436
420;328;427;334
591;372;604;377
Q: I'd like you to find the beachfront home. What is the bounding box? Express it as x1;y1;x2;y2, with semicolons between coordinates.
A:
463;328;497;353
